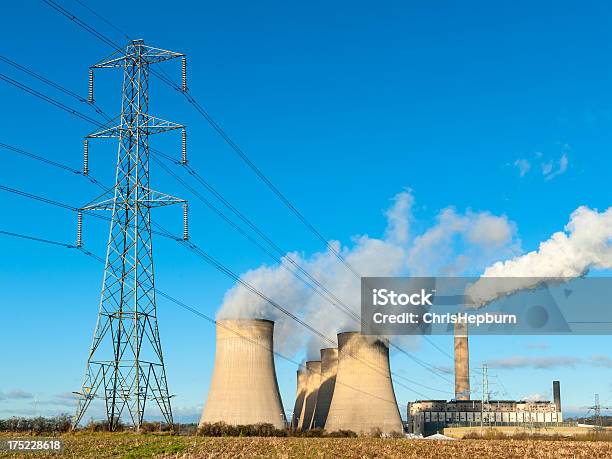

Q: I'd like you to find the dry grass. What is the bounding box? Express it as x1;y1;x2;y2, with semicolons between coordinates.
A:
1;432;610;458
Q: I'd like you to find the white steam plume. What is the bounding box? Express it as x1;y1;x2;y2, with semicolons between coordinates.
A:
218;190;519;358
467;206;612;307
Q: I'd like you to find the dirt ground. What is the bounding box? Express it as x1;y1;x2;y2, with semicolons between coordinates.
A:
0;433;610;458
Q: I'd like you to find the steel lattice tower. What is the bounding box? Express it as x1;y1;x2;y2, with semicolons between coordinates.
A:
73;39;188;431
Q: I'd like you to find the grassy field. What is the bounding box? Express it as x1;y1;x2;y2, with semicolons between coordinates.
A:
1;433;611;458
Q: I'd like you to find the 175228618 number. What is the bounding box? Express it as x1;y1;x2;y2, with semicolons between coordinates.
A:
0;439;64;452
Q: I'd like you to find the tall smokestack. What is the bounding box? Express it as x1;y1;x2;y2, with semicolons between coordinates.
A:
454;322;470;400
553;380;561;412
291;367;307;429
199;319;286;428
325;332;403;434
298;360;321;430
312;348;338;428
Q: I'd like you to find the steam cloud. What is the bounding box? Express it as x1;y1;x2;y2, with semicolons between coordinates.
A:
467;206;612;307
218;190;519;358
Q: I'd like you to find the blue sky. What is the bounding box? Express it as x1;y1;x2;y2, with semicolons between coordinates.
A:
0;0;611;422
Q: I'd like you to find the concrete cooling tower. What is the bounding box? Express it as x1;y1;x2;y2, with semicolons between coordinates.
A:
324;332;403;434
312;347;338;428
291;367;307;429
199;319;286;429
297;360;321;430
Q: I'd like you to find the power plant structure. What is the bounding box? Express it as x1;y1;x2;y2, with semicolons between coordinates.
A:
312;347;338;428
297;361;321;430
198;315;564;437
410;322;563;435
454;322;470;400
553;380;561;412
199;319;286;429
324;332;404;434
291;366;307;429
408;382;564;436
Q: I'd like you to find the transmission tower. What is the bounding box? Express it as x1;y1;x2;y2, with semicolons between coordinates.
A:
594;394;602;428
586;394;612;430
480;363;490;434
72;39;189;431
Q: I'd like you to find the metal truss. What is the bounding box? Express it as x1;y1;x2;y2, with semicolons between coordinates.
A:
73;39;187;431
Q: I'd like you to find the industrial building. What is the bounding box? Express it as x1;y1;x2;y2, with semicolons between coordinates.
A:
408;389;563;436
409;323;563;435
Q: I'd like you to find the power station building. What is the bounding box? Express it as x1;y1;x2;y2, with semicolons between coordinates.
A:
408;381;563;435
201;317;563;437
409;324;563;435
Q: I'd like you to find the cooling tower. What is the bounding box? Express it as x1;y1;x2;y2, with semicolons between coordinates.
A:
324;332;403;434
454;322;470;400
199;319;286;428
297;360;321;430
291;367;307;429
312;347;338;428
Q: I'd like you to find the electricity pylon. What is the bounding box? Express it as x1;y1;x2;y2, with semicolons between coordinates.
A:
72;39;188;431
480;363;490;434
585;394;612;430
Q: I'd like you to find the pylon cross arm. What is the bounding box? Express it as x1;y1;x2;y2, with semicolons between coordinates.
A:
92;44;184;69
87;115;184;138
81;188;185;211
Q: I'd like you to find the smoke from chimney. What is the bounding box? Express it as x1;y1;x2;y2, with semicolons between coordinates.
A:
467;206;612;307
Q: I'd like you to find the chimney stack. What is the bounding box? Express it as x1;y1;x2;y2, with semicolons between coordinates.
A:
454;322;470;400
553;380;561;412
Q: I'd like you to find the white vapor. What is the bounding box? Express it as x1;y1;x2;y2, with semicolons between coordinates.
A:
218;190;520;358
467;206;612;307
407;209;519;276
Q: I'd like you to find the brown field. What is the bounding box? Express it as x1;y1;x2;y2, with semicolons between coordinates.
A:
444;425;612;439
1;433;611;458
